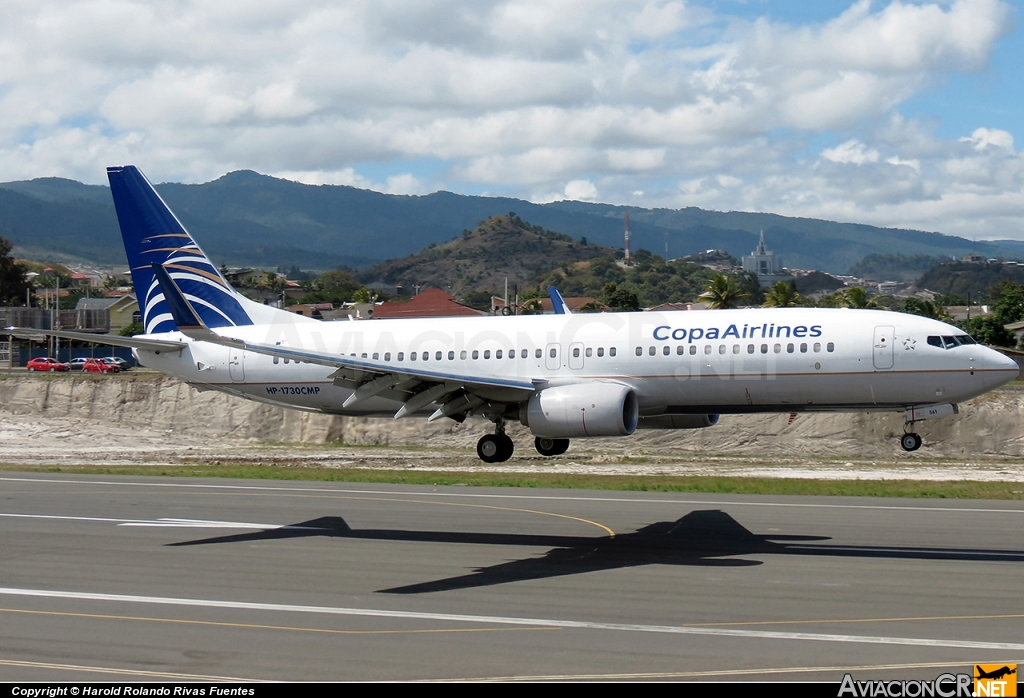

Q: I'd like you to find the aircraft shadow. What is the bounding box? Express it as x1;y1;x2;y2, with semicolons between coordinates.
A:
168;510;1024;594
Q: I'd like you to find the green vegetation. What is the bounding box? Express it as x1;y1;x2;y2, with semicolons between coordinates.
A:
914;261;1024;297
848;253;951;282
0;236;32;305
1;462;1021;499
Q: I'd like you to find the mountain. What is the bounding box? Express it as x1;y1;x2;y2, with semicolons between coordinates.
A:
358;214;614;296
1;170;1018;273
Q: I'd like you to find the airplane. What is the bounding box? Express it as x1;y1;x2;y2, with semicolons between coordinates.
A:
8;165;1020;462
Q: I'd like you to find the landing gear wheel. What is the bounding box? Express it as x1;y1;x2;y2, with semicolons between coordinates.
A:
478;434;514;463
535;437;570;457
900;433;922;452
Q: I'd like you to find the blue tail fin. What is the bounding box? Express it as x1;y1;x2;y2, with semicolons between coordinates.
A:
107;165;253;334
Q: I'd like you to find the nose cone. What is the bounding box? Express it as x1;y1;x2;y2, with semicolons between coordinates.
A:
980;346;1020;389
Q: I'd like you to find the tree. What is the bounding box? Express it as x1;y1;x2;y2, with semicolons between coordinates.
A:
839;286;878;309
698;273;750;309
762;281;805;308
0;237;32;305
601;283;640;312
900;297;940;319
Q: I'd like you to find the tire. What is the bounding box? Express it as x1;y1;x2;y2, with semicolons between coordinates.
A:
28;367;35;372
900;433;922;452
535;437;570;457
497;434;514;462
477;434;503;463
49;367;55;372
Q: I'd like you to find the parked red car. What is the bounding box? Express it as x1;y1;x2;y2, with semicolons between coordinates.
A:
26;357;69;372
82;358;118;374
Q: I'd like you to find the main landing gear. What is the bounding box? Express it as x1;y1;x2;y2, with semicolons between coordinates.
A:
900;422;923;452
534;437;570;457
475;421;573;463
477;420;514;463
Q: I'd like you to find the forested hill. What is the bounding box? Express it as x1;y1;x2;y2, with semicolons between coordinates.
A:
0;170;1018;272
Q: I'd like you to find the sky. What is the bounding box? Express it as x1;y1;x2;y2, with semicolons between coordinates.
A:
0;0;1021;240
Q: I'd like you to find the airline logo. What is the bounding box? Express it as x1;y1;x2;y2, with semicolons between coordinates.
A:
653;323;823;343
975;664;1017;697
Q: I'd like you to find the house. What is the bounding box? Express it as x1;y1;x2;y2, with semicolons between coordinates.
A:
374;288;485;319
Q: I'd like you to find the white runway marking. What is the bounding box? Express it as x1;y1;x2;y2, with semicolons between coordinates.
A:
2;475;1022;515
0;512;313;529
1;586;1023;652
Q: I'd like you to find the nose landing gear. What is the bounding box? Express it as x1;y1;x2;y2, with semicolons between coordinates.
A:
900;424;923;452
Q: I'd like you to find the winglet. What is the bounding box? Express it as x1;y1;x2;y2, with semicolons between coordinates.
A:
547;286;571;315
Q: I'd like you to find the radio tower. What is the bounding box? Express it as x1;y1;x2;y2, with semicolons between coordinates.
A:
624;210;632;266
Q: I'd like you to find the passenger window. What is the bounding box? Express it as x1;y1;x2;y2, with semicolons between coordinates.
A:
448;351;455;360
460;350;467;359
384;352;391;361
496;350;503;359
422;352;428;361
522;349;528;358
704;345;711;355
636;347;643;357
733;345;740;354
774;344;781;353
800;343;807;353
550;348;557;358
787;343;794;353
398;352;404;361
472;350;479;359
436;351;443;360
663;346;670;356
676;346;683;355
509;351;515;360
609;347;616;357
536;348;543;358
718;344;726;354
273;357;279;364
649;346;656;356
813;343;821;352
826;342;834;353
747;344;754;354
411;352;417;361
760;344;768;354
597;347;604;357
574;347;581;358
372;353;379;360
586;347;592;357
361;353;367;358
689;346;696;355
484;350;491;359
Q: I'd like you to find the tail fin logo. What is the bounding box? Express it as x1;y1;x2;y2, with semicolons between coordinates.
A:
107;166;252;333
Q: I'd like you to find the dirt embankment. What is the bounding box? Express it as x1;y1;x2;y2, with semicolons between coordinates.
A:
1;373;1022;463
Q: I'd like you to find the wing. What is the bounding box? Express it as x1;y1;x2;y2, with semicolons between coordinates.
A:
5;326;188;352
150;263;538;419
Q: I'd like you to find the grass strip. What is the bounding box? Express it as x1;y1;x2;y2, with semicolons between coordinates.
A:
2;463;1022;500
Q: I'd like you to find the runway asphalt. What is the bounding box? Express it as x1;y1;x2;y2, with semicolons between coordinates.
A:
0;473;1022;681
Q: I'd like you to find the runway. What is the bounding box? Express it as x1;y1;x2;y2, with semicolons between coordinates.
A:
0;474;1022;681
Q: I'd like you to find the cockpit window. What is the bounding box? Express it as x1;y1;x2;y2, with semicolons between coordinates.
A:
928;334;978;349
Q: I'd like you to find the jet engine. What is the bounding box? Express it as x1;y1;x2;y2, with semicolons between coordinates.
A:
521;383;639;437
635;414;720;430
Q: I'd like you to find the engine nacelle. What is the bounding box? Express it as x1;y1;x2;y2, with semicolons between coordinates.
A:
521;383;639;437
636;414;720;430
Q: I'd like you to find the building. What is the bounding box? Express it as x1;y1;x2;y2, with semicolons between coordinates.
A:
373;288;485;319
742;230;792;288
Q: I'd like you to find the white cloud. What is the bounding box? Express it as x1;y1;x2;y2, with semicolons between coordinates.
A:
821;140;880;165
961;127;1015;151
564;179;598;200
0;0;1019;239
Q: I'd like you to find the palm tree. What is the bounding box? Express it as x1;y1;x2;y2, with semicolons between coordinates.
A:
840;286;878;309
698;273;751;309
762;281;805;308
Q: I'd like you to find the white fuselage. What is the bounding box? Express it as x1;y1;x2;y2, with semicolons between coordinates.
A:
133;308;1019;419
